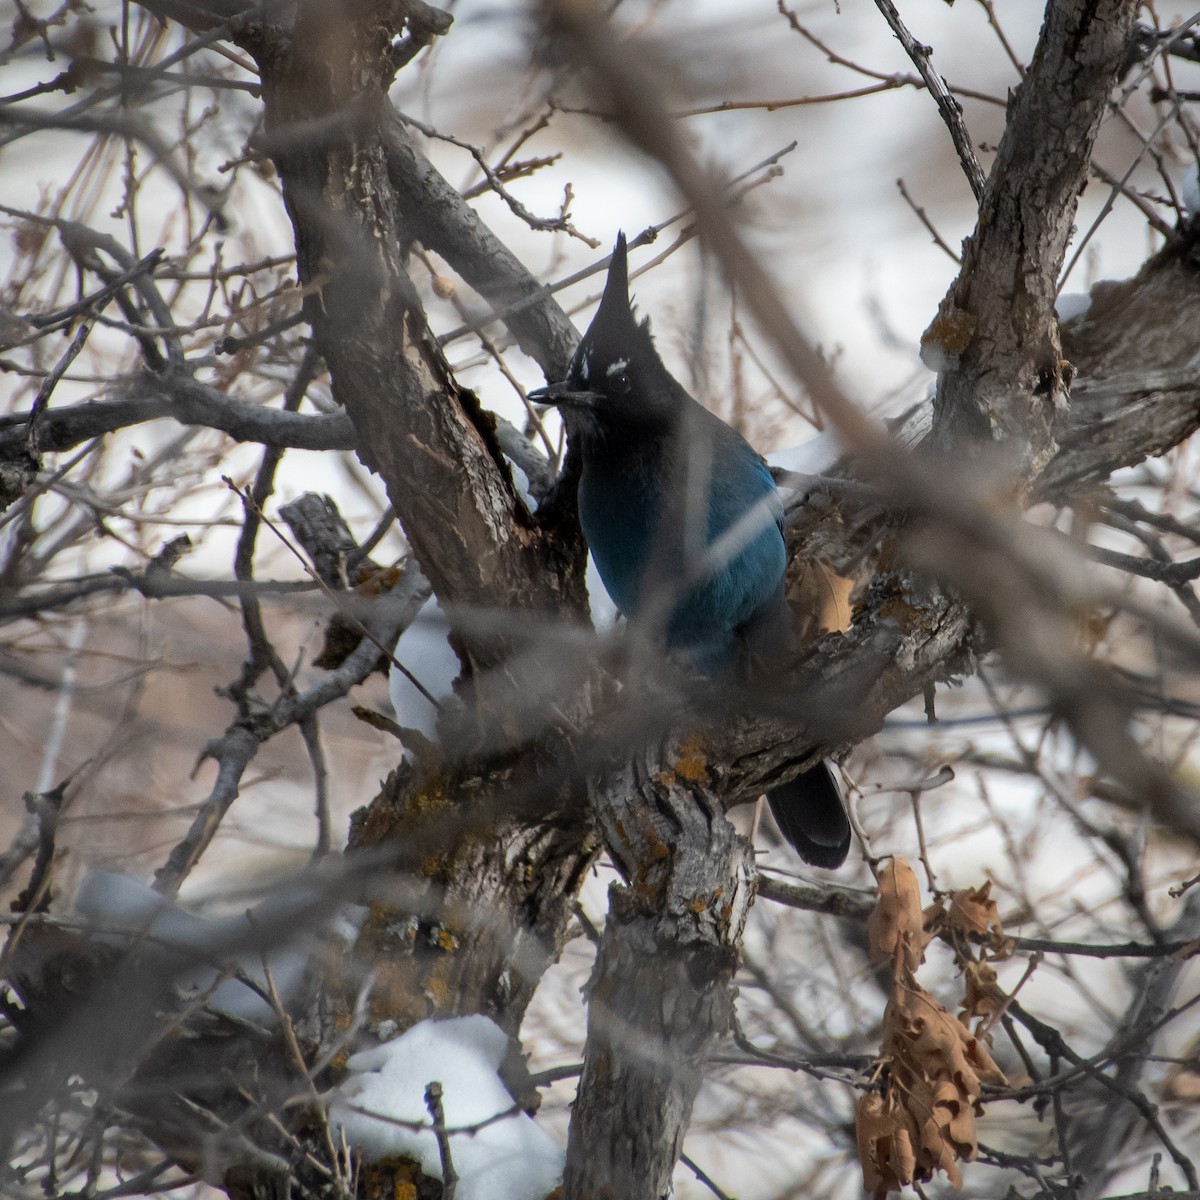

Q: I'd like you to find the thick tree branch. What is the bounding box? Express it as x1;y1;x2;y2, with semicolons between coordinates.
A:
0;377;355;462
928;0;1141;473
565;753;757;1200
250;1;581;654
1047;235;1200;494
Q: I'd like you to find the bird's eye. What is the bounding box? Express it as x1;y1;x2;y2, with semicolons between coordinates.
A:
608;370;631;393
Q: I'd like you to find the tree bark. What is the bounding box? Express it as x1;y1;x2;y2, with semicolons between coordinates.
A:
929;0;1141;475
253;0;582;655
563;749;757;1200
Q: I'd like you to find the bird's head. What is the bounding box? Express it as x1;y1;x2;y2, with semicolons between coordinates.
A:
530;233;680;440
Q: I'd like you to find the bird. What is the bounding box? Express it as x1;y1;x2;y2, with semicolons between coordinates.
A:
529;233;850;869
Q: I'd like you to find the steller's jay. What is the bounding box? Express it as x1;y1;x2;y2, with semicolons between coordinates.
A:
530;234;850;868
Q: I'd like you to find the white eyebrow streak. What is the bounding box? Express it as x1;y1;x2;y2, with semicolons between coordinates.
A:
606;359;629;375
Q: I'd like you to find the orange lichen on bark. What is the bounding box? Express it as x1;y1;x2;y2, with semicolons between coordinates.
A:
920;305;976;370
650;732;711;786
423;967;453;1011
675;733;710;783
361;1159;422;1200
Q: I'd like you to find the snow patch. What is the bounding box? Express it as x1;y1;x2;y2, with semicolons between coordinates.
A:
1183;162;1200;218
585;553;620;630
74;872;312;1022
329;1015;564;1200
768;433;844;491
1055;292;1092;323
388;596;461;748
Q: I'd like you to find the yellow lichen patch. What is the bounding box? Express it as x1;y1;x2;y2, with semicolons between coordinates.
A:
425;975;451;1009
356;904;418;958
417;835;482;883
920;305;976;370
435;927;459;952
878;596;926;628
674;733;710;784
406;771;452;817
419;853;449;880
423;960;454;1011
361;1159;423;1200
323;993;356;1073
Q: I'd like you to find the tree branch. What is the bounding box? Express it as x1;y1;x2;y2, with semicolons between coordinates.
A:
871;0;986;201
565;748;757;1200
251;3;579;653
0;380;356;461
928;0;1140;473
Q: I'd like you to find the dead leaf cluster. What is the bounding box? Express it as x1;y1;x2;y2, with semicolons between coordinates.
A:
940;881;1015;959
856;859;1007;1198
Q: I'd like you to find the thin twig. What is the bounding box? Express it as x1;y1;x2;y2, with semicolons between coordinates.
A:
872;0;986;200
896;178;961;264
424;1083;458;1200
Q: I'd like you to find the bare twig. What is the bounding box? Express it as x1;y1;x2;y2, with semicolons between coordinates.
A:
871;0;986;201
424;1083;458;1200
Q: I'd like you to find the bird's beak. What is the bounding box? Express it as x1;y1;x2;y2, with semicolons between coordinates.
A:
527;380;600;410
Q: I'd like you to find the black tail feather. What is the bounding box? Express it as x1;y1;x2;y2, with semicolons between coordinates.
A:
766;761;851;868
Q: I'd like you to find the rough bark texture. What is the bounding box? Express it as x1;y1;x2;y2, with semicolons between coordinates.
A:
253;1;583;656
928;0;1140;475
1047;237;1200;494
563;750;758;1200
346;748;599;1036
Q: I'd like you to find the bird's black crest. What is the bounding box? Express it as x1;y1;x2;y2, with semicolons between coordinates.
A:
582;232;655;365
602;231;630;314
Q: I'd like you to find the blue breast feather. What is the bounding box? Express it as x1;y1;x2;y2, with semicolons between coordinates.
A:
579;440;786;668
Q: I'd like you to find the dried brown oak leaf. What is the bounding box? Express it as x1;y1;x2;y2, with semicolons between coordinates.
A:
960;959;1005;1026
947;881;1014;957
788;558;854;644
856;1090;918;1199
862;975;1005;1195
857;860;1007;1198
892;975;1005;1104
867;858;928;973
